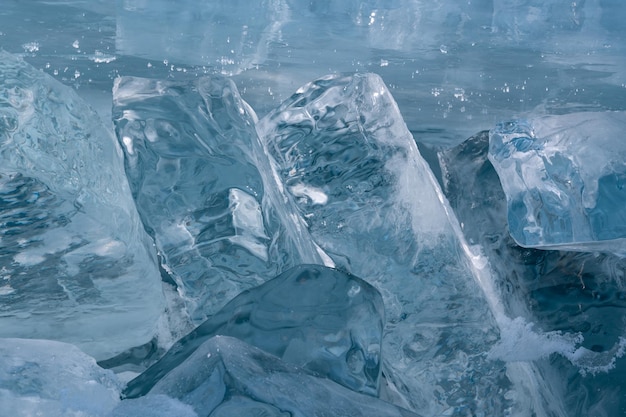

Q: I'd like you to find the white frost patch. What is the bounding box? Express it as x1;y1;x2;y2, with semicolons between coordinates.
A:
228;188;269;261
289;183;328;205
13;229;78;267
122;136;134;155
0;285;15;295
488;317;583;362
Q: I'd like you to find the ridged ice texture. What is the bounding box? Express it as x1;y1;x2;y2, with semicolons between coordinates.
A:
124;264;384;398
0;51;163;360
112;76;324;322
133;335;420;417
0;338;121;416
257;73;508;415
489;112;626;253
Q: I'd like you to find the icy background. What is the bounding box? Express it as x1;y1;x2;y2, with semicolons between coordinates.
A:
1;1;626;416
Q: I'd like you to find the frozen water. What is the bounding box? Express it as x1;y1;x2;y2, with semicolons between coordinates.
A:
115;0;289;75
112;76;325;322
1;0;626;416
489;112;626;254
128;335;420;417
257;73;511;415
0;338;121;417
0;51;164;360
439;130;626;415
124;264;384;398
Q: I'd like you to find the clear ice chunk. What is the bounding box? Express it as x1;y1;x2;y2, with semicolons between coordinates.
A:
256;73;508;415
489;112;626;254
124;264;384;398
130;335;420;417
440;130;626;416
0;338;121;417
0;51;164;360
112;76;325;322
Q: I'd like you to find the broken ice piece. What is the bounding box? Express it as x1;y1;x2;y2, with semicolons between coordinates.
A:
489;112;626;254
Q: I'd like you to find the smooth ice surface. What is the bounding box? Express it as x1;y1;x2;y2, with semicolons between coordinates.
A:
132;335;420;417
440;131;626;416
115;0;288;75
0;51;163;360
0;338;121;417
112;76;325;321
125;264;384;398
257;73;509;415
489;112;626;253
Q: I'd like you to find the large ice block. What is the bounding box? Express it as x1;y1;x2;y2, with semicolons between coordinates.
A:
489;112;626;254
0;51;164;360
0;338;121;417
112;76;324;322
124;264;384;398
128;335;420;417
440;130;626;416
256;73;508;415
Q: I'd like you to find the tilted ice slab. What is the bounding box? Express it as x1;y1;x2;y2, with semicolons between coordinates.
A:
127;335;420;417
489;112;626;254
113;76;325;322
257;73;509;415
0;338;121;417
0;51;163;360
440;131;626;416
124;264;384;398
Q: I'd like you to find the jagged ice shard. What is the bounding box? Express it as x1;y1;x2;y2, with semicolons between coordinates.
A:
257;73;511;415
489;112;626;254
112;76;325;322
439;131;626;416
0;51;164;360
124;264;384;398
129;335;420;417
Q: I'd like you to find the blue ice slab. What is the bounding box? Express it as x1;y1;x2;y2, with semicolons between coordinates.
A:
257;73;508;415
489;112;626;254
124;264;384;398
112;76;325;322
440;130;626;416
131;335;420;417
0;51;164;360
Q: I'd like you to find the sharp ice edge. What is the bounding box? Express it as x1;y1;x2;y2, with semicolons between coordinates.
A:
425;142;572;417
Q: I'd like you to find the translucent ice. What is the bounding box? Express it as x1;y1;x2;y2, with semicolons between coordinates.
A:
489;112;626;254
257;73;509;415
112;76;325;322
440;130;626;416
128;335;420;417
114;0;289;75
0;51;163;360
0;338;121;417
124;264;384;398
